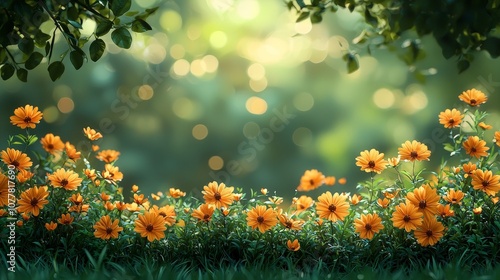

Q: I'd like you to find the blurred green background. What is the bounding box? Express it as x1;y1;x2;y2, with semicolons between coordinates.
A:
1;0;499;201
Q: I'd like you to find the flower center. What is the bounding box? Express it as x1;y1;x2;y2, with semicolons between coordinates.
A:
309;179;315;186
146;224;154;232
12;160;19;167
257;216;264;223
203;214;210;221
60;179;68;187
403;215;411;222
285;221;292;228
214;192;222;201
368;161;375;168
482;181;489;187
31;198;39;206
24;117;32;123
410;151;418;159
328;204;337;212
470;99;477;105
448;119;455;124
471;147;477;153
418;201;426;209
106;228;113;234
47;144;54;150
426;230;433;237
364;224;372;231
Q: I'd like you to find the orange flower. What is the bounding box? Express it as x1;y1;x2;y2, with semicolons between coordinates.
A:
354;213;384;240
338;177;347;185
1;148;32;170
316;191;350;222
398;140;431;161
473;207;482;215
16;169;34;184
96;149;121;163
92;145;100;151
350;194;362;205
438;109;463;129
133;194;148;205
68;193;89;213
134;212;166;242
437;204;454;218
458;88;487;106
83;127;103;141
382;189;400;199
0;174;8;207
93;215;123;240
100;192;110;201
58;213;74;225
462;162;477;178
478;122;492;130
443;189;465;205
233;193;243;201
471;169;500;196
391;202;423;232
246;205;278;233
294;195;314;213
494;131;500;147
355;149;388;174
10;104;43;129
261;188;268;195
269;196;283;205
463;136;489;158
48;168;83;191
17;186;49;216
84;169;97;181
150;205;176;226
202;181;234;209
104;201;115;211
287;239;300;251
406;184;440;220
169;187;186;198
297;169;324;191
132;185;139;192
45;221;57;231
414;217;445;246
115;201;127;211
40;133;64;154
388;156;400;167
102;164;124;183
278;212;304;230
324;176;336;185
191;203;215;222
64;142;81;161
377;198;390;208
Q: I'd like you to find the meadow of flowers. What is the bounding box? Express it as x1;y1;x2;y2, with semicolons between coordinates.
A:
1;88;500;278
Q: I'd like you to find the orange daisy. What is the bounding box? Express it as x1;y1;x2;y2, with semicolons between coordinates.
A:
406;184;440;220
93;215;123;240
134;212;166;242
16;169;34;184
494;131;500;147
191;203;215;222
324;176;336;185
278;212;304;230
246;205;278;233
316;191;350;222
391;202;423;232
10;104;43;129
293;195;314;213
17;186;49;216
150;205;176;226
102;164;124;183
354;213;384;240
463;136;489;158
443;189;465;205
462;162;477;178
438;109;463;129
45;221;58;231
355;149;388;174
297;169;325;191
458;88;487;106
48;168;83;191
83;127;103;141
377;198;390;208
40;133;65;154
287;239;300;251
1;148;32;170
478;122;492;130
96;149;121;163
0;173;8;207
169;187;186;198
471;169;500;196
437;204;454;218
64;142;81;161
398;140;431;161
414;216;445;246
58;213;74;225
202;181;234;209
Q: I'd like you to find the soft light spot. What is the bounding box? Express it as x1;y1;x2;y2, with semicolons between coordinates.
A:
293;92;314;112
170;44;185;59
172;59;190;76
293;127;312;147
172;97;198;120
208;156;224;170
57;97;74;113
136;0;158;8
409;91;428;110
328;36;349;58
209;31;228;49
143;44;166;64
373;88;395;109
246;96;267;115
243;122;260;138
53;85;72;100
236;0;260;20
81;19;96;37
247;63;265;80
249;78;267;93
190;59;206;77
160;10;182;32
202;55;219;73
295;20;312;35
43;106;59;123
138;85;154;100
192;124;208;140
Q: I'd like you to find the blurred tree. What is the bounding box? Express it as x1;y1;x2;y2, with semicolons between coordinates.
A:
287;0;500;75
0;0;156;82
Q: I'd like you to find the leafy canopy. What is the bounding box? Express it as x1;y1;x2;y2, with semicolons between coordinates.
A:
287;0;500;75
0;0;156;82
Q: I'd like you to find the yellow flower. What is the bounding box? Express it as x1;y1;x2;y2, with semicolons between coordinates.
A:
10;104;43;129
297;169;324;191
463;136;489;158
1;148;32;170
414;217;445;246
17;186;49;216
134;212;166;242
93;215;123;240
355;149;388;174
398;140;431;161
246;205;278;233
458;88;487;106
202;181;234;209
40;133;65;154
354;213;384;240
83;127;103;141
388;156;400;167
391;202;423;232
438;108;463;129
316;191;350;222
191;203;215;222
287;239;300;251
48;168;83;191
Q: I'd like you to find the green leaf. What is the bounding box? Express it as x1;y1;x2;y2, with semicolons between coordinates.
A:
18;38;34;54
16;68;28;82
131;19;152;33
310;12;322;23
48;61;65;81
1;63;15;80
34;31;51;47
343;53;359;73
68;20;83;29
457;59;470;74
482;37;500;58
296;0;306;9
95;19;113;37
296;11;310;22
110;0;131;17
70;50;84;70
111;27;132;49
25;52;44;70
89;39;106;62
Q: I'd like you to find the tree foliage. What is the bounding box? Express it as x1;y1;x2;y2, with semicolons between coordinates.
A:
287;0;500;75
0;0;156;82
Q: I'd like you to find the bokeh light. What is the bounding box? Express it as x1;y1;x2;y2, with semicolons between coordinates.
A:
245;96;267;115
208;155;224;170
192;124;209;140
57;97;74;113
